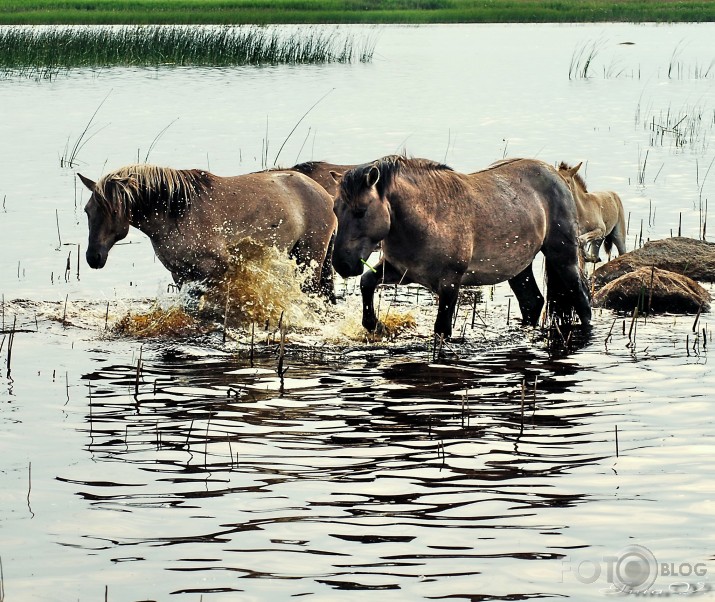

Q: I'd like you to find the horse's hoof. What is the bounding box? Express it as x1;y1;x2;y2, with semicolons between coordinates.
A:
363;320;385;336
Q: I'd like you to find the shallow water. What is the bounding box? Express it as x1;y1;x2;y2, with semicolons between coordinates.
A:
1;23;715;601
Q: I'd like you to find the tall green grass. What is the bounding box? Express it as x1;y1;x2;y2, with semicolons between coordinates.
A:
0;25;377;77
0;0;714;24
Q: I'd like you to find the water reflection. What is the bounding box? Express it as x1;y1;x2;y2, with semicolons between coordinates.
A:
66;343;616;597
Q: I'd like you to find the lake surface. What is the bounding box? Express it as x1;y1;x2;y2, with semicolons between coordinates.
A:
1;23;715;601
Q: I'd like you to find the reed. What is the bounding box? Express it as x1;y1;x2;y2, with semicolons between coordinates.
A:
0;25;376;78
568;38;603;80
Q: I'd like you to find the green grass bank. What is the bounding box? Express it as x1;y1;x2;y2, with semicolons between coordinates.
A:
1;0;715;25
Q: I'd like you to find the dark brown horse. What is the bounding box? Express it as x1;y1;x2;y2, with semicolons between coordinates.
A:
330;155;591;338
79;164;337;298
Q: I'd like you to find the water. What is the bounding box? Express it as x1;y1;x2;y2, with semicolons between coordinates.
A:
1;23;715;601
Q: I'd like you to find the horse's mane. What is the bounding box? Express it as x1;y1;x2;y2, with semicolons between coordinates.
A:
93;164;213;220
558;161;588;192
341;155;454;201
290;161;326;176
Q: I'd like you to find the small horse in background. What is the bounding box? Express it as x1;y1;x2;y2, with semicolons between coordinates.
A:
558;161;627;263
78;164;337;299
330;155;591;338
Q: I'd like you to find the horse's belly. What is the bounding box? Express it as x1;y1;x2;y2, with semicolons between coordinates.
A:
462;244;540;286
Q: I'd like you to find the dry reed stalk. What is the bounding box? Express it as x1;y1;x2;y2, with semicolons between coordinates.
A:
55;208;62;249
693;304;703;332
27;461;34;518
615;425;619;457
134;346;143;400
6;317;16;374
519;378;525;435
223;281;231;344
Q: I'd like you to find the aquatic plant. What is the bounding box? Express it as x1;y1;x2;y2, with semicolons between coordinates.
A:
0;24;377;78
114;305;201;338
568;38;604;80
641;103;714;153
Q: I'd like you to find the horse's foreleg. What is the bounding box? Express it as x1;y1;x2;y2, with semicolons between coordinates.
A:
579;228;606;263
360;262;382;333
360;260;410;333
434;274;462;339
545;258;592;328
508;264;544;326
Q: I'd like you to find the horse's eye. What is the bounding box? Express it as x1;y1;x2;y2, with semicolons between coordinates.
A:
353;208;367;219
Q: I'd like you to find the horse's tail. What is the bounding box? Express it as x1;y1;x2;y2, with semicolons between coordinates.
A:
604;193;627;258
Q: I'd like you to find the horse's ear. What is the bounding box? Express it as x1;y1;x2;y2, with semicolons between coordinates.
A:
77;173;96;191
365;165;380;188
329;170;343;184
568;162;583;177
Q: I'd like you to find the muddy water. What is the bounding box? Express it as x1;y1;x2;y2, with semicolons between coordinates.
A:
1;23;715;601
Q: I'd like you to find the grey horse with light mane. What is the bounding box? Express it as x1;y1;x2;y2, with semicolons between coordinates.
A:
79;164;337;298
330;155;592;338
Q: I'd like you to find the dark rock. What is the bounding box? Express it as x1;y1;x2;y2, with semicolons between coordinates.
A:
593;267;711;313
593;237;715;289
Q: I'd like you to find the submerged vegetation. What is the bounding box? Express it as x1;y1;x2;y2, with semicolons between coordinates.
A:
0;24;376;77
0;0;714;24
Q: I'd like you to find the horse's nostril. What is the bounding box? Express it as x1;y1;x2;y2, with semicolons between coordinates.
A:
86;250;105;269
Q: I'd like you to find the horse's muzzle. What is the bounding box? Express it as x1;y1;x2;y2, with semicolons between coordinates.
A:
86;249;107;269
332;256;364;279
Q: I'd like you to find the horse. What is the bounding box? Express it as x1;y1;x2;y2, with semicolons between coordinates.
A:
330;155;591;338
558;161;627;263
78;164;337;299
288;161;355;197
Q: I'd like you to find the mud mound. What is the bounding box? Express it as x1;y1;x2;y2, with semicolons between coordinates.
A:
593;266;711;313
593;237;715;289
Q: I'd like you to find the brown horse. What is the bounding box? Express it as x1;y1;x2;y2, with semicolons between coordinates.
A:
79;164;337;298
330;156;591;338
288;161;355;197
558;161;627;263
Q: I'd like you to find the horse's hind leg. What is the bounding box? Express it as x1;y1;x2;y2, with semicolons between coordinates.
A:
291;234;333;300
508;264;544;326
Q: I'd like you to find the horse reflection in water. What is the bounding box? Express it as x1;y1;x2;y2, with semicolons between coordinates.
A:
330;156;592;338
78;164;337;298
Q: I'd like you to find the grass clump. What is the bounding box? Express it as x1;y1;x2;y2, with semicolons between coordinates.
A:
0;24;376;78
114;305;201;337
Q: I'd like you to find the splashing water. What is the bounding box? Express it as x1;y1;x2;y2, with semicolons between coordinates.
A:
197;237;322;329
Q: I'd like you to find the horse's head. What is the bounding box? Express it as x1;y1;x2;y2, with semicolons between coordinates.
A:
330;163;392;278
557;161;586;197
79;173;131;269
